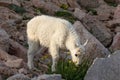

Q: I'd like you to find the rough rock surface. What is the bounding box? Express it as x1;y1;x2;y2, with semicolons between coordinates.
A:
0;0;20;7
8;39;27;61
0;29;9;51
73;21;110;61
0;63;18;76
109;32;120;52
0;75;2;80
7;74;30;80
84;50;120;80
5;59;25;68
95;1;115;21
0;48;17;61
77;0;100;8
32;74;62;80
114;5;120;19
73;8;86;20
81;15;112;47
31;0;61;15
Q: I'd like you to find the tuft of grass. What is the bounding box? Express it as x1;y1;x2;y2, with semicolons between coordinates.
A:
34;8;47;15
8;4;26;14
60;4;69;10
47;58;91;80
106;2;117;7
55;10;77;23
104;0;118;7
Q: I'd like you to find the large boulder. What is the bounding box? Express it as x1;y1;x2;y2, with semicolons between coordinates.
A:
0;48;17;61
107;5;120;28
73;21;110;61
8;39;27;62
0;75;2;80
0;62;18;76
66;0;81;8
81;15;112;47
0;6;22;21
109;32;120;52
0;0;20;7
77;0;100;8
73;8;86;20
114;5;120;19
7;74;30;80
5;59;25;68
0;29;9;51
31;0;61;15
32;74;62;80
84;50;120;80
95;0;115;21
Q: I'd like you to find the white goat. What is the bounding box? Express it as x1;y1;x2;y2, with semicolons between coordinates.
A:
27;15;87;72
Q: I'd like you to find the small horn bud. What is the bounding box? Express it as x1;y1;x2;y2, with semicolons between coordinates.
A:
83;39;88;46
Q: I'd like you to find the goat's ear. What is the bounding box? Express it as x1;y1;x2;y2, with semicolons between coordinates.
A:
75;43;79;47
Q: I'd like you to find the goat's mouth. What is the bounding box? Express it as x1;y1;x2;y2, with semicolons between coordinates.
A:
73;61;80;66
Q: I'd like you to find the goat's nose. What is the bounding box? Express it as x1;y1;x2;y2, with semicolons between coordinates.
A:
73;61;79;65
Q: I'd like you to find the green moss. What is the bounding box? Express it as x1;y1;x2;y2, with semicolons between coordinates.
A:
60;4;69;10
34;8;47;14
47;58;91;80
55;10;77;23
8;4;26;14
55;10;72;17
106;2;117;7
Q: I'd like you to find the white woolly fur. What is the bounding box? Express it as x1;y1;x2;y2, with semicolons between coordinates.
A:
27;15;86;72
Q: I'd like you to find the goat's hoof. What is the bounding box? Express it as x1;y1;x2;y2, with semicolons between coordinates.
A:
52;68;56;72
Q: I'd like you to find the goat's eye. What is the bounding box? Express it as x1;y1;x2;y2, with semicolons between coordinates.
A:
75;54;78;57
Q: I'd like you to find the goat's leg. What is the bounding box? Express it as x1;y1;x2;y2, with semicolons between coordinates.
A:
50;40;59;72
27;40;39;70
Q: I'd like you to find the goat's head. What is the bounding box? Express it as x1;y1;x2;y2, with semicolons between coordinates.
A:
71;40;88;66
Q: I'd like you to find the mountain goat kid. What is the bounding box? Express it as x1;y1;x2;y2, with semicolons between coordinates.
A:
27;15;87;72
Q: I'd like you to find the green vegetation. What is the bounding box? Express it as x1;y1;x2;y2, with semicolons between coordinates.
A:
104;0;118;7
8;4;26;14
106;2;117;7
47;58;91;80
60;4;69;10
34;8;47;15
55;10;77;23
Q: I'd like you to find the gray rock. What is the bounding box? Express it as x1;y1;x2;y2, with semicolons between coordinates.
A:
8;39;27;62
7;74;30;80
77;0;100;8
32;74;62;80
0;29;9;51
95;1;115;21
66;0;81;8
73;8;86;20
115;26;120;33
0;0;20;7
109;32;120;52
81;15;112;47
114;5;120;19
84;50;120;80
0;75;2;80
31;0;61;15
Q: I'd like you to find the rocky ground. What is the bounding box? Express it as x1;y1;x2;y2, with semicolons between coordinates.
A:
0;0;120;80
